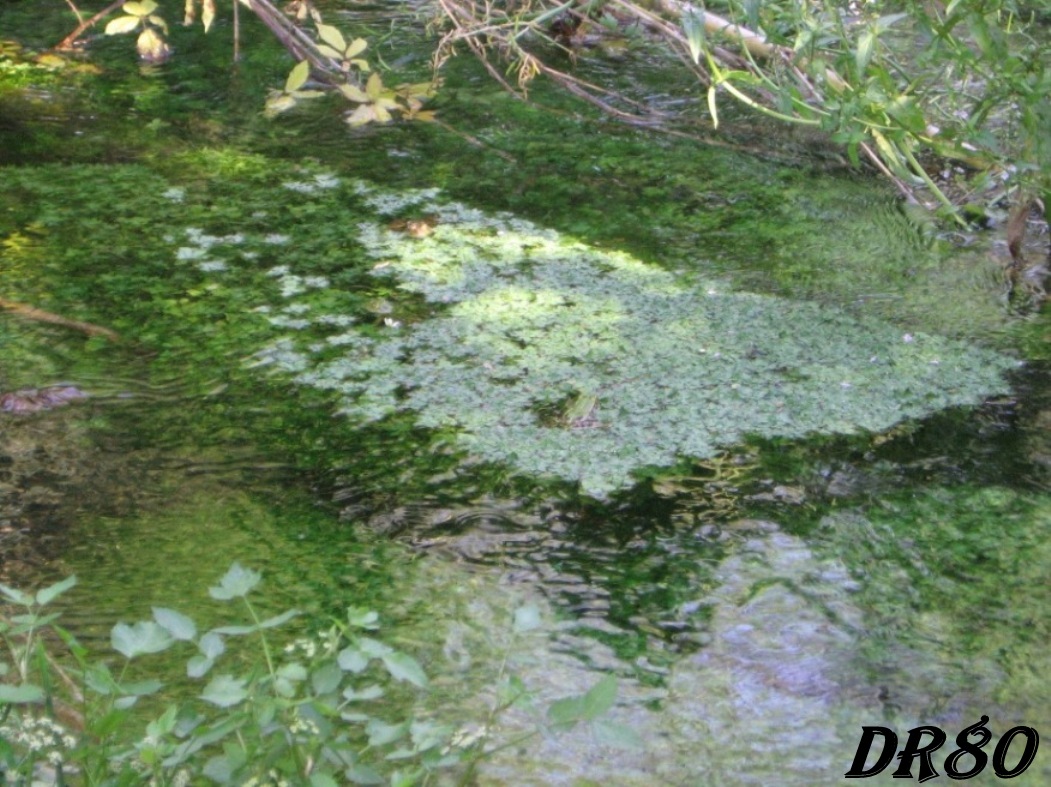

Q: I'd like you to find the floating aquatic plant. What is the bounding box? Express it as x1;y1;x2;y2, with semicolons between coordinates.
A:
244;181;1017;498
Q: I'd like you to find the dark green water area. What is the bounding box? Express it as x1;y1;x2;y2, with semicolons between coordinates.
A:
2;1;1050;783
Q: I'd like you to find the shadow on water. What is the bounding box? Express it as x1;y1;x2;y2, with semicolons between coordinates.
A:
2;2;1051;783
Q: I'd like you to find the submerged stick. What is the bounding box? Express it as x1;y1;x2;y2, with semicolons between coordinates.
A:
0;298;120;341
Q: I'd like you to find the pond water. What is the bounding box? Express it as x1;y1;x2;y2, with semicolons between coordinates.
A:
2;1;1050;784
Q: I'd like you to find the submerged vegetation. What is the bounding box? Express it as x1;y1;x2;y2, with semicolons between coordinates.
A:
0;163;1017;497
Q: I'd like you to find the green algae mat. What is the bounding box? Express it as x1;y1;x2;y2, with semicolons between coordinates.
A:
1;162;1018;497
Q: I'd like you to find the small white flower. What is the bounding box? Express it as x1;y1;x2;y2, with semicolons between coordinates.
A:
264;233;291;245
198;260;228;272
162;187;185;202
902;333;915;343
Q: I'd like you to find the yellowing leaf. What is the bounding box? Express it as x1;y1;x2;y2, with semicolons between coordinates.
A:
339;83;370;103
202;0;216;33
346;104;375;126
105;15;142;35
317;45;343;61
148;14;169;34
317;24;346;53
366;72;383;101
344;38;367;59
265;93;298;117
124;0;158;17
350;59;369;73
136;27;170;62
285;60;310;93
412;110;437;122
374;104;393;124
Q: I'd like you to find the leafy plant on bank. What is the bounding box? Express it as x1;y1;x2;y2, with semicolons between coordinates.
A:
432;0;1050;263
62;0;437;127
0;564;631;785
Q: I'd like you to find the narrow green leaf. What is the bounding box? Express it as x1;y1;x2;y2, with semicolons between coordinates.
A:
682;11;706;65
707;85;720;129
36;576;76;606
855;30;875;76
257;609;299;629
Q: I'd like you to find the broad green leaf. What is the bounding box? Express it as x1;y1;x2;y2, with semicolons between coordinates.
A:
200;674;248;708
188;654;215;678
339;646;369;672
343;684;384;701
312;660;343;694
147;705;179;738
346;763;384;785
340;83;370;103
285;60;311;94
0;683;45;703
347;607;379;629
198;631;225;659
153;607;197;641
209;563;261;600
115;695;140;709
212;623;255;636
592;718;644;749
547;695;586;728
317;23;346;53
112;621;174;659
105;16;142;35
365;719;408;747
513;604;541;633
36;576;76;606
85;663;118;695
381;652;427;688
358;637;393;658
277;662;308;682
875;12;909;33
310;775;340;787
581;674;617;720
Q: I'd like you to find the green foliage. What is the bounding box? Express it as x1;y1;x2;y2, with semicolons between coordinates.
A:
0;565;626;785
